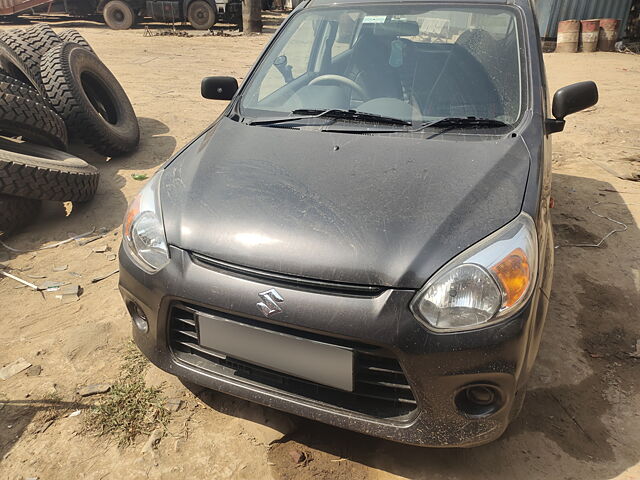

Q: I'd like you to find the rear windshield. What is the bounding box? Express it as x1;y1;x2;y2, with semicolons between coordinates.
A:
240;4;524;126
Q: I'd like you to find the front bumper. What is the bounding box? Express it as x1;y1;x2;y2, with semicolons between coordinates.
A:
119;244;549;447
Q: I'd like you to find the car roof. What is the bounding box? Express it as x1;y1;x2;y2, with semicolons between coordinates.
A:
306;0;512;7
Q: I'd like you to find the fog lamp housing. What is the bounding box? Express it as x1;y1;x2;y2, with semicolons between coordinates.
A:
129;302;149;334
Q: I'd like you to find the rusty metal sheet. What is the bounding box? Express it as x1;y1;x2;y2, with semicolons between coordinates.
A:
0;0;53;15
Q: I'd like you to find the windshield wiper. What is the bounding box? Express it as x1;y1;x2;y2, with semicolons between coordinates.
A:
414;117;510;132
248;109;411;127
321;116;511;135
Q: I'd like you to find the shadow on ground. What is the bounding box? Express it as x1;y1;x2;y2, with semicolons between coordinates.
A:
0;398;85;462
0;116;174;263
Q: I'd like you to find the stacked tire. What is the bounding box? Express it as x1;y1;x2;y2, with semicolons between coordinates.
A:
0;24;139;236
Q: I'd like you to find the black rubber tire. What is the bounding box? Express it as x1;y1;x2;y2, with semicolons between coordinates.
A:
16;24;62;58
0;137;99;202
58;29;94;53
41;43;139;157
103;0;136;30
0;72;46;104
0;193;40;235
0;34;45;93
0;28;20;39
0;93;67;150
187;0;217;30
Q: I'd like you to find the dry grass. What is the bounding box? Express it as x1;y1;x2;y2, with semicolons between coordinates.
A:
83;342;170;447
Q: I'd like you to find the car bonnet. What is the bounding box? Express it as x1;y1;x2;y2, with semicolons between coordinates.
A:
160;117;530;288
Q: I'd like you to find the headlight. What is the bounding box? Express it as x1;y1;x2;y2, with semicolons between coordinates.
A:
410;213;538;332
123;172;170;273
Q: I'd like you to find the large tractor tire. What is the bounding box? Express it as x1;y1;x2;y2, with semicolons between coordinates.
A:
0;72;47;104
40;42;139;157
0;35;45;92
0;93;67;150
0;194;40;235
0;137;99;203
16;24;61;58
103;0;136;30
58;29;94;53
187;0;217;30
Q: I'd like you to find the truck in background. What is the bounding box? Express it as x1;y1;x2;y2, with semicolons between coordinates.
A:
0;0;241;30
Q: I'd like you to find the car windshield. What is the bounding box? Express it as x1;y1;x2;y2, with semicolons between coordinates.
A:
239;4;523;128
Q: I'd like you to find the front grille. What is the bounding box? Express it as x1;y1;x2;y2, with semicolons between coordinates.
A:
191;252;386;297
169;303;417;420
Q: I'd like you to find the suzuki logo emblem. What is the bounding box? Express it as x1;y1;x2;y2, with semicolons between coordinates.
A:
257;289;284;317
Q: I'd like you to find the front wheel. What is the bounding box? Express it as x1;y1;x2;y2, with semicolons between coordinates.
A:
103;0;136;30
187;0;216;30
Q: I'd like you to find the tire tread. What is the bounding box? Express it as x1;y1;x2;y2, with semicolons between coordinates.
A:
40;42;139;156
0;193;40;234
0;93;67;149
0;144;99;202
58;29;94;52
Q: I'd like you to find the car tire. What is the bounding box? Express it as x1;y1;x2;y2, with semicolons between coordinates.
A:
0;93;68;150
103;0;136;30
40;42;139;157
0;72;47;104
0;193;40;234
187;0;217;30
0;34;45;92
0;137;99;202
58;29;94;53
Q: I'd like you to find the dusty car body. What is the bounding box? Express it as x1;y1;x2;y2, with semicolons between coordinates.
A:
119;0;598;447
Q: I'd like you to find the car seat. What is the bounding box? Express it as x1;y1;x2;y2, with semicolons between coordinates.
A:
343;30;404;100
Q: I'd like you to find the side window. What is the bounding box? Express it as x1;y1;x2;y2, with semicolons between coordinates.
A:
259;19;316;100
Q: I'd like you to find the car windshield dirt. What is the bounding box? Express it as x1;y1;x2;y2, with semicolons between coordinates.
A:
239;4;523;128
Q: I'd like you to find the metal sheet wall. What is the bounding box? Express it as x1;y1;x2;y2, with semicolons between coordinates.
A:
534;0;634;39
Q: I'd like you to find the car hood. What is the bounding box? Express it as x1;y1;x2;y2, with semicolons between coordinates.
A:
161;117;530;288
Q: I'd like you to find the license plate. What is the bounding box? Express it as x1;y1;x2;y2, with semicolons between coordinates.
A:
197;313;354;391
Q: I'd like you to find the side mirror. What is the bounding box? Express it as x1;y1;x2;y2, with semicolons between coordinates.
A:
546;81;598;134
201;76;238;100
273;55;293;83
273;55;288;66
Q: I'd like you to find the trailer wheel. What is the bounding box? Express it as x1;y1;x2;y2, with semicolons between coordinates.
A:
0;194;40;235
0;93;67;150
0;137;99;203
40;43;139;157
187;0;216;30
58;29;94;53
103;0;136;30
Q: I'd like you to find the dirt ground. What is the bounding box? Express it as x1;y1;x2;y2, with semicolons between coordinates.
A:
1;13;640;480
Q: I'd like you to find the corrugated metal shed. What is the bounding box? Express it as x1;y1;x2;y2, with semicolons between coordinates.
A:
534;0;634;39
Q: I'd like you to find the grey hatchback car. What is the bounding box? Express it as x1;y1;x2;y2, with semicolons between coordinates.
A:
119;0;598;447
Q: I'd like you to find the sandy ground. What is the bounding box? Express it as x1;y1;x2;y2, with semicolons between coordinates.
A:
1;13;640;480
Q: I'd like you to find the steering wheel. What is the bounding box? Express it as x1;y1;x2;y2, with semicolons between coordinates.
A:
309;74;368;99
